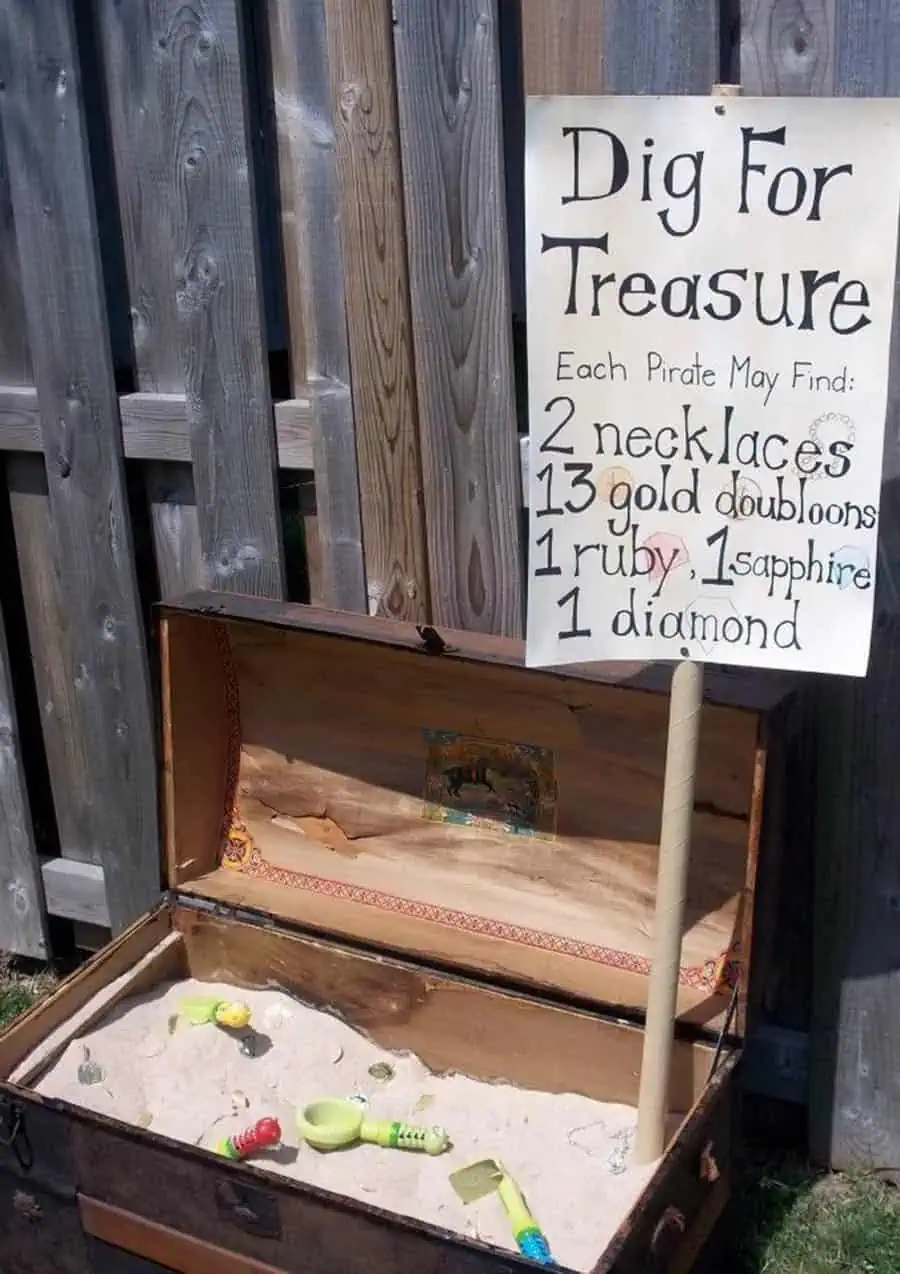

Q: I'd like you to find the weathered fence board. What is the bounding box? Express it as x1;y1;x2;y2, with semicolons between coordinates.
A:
394;0;523;636
268;0;365;613
1;103;97;939
603;0;720;92
325;0;430;622
96;0;285;601
0;0;159;933
740;0;900;1179
0;134;30;390
6;456;97;875
0;590;47;961
520;0;604;94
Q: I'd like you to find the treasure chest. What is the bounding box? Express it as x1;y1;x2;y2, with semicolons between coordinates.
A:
0;591;803;1274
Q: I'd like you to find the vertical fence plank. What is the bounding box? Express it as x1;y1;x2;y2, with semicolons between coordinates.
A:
95;0;285;600
602;0;719;92
0;149;47;957
741;0;836;94
1;101;98;898
323;0;430;622
267;0;366;612
0;0;159;931
393;0;523;636
0;135;31;389
6;457;99;874
520;0;604;94
95;0;202;599
0;597;48;960
743;0;900;1176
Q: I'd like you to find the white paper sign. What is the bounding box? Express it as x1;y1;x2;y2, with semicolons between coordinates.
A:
525;96;900;676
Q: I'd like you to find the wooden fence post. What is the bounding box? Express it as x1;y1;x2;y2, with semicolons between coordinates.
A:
740;0;900;1176
393;0;524;637
94;0;286;602
0;0;160;932
323;0;431;622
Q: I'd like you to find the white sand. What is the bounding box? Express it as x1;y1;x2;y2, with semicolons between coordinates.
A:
33;978;662;1271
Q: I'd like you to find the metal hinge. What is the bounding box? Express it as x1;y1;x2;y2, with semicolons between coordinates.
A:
0;1096;33;1171
416;625;453;655
174;892;276;931
707;979;741;1081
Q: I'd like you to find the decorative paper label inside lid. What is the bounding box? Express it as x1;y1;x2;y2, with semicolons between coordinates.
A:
422;730;558;838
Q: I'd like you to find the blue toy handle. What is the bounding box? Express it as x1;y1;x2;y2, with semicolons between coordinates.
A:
517;1226;556;1266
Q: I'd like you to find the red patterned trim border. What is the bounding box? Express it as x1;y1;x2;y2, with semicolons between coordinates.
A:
213;627;741;997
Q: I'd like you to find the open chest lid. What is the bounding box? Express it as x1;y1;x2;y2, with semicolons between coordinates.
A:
159;591;798;1040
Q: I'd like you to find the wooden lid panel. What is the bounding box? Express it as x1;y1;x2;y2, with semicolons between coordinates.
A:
160;605;765;1028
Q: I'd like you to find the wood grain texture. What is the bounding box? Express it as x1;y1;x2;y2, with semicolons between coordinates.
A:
0;132;31;387
798;0;900;1177
0;389;315;469
80;1197;289;1274
393;0;523;636
741;0;836;94
267;0;365;611
324;0;430;622
601;0;719;93
6;456;100;869
520;0;604;95
93;0;201;602
0;591;48;960
738;0;900;1177
0;1;160;932
95;0;285;600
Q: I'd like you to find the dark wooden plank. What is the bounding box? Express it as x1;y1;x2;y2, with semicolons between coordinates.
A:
0;0;160;932
323;0;430;622
91;0;200;602
393;0;523;637
740;0;900;1178
602;0;719;93
267;0;364;611
95;0;285;600
87;1235;176;1274
0;131;30;387
802;0;900;1177
0;590;48;960
520;0;605;95
0;93;46;960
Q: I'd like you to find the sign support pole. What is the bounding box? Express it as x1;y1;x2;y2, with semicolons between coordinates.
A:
634;657;704;1163
632;81;742;1170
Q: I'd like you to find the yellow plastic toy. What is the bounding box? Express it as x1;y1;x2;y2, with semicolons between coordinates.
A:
297;1097;450;1155
178;996;252;1030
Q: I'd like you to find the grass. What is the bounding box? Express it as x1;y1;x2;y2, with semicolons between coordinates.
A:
0;951;56;1030
0;958;898;1272
713;1152;900;1274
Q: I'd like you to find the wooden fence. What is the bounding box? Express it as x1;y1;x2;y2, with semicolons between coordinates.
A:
0;0;898;1175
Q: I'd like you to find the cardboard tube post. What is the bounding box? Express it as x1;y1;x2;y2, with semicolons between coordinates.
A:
634;658;704;1163
633;81;740;1168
